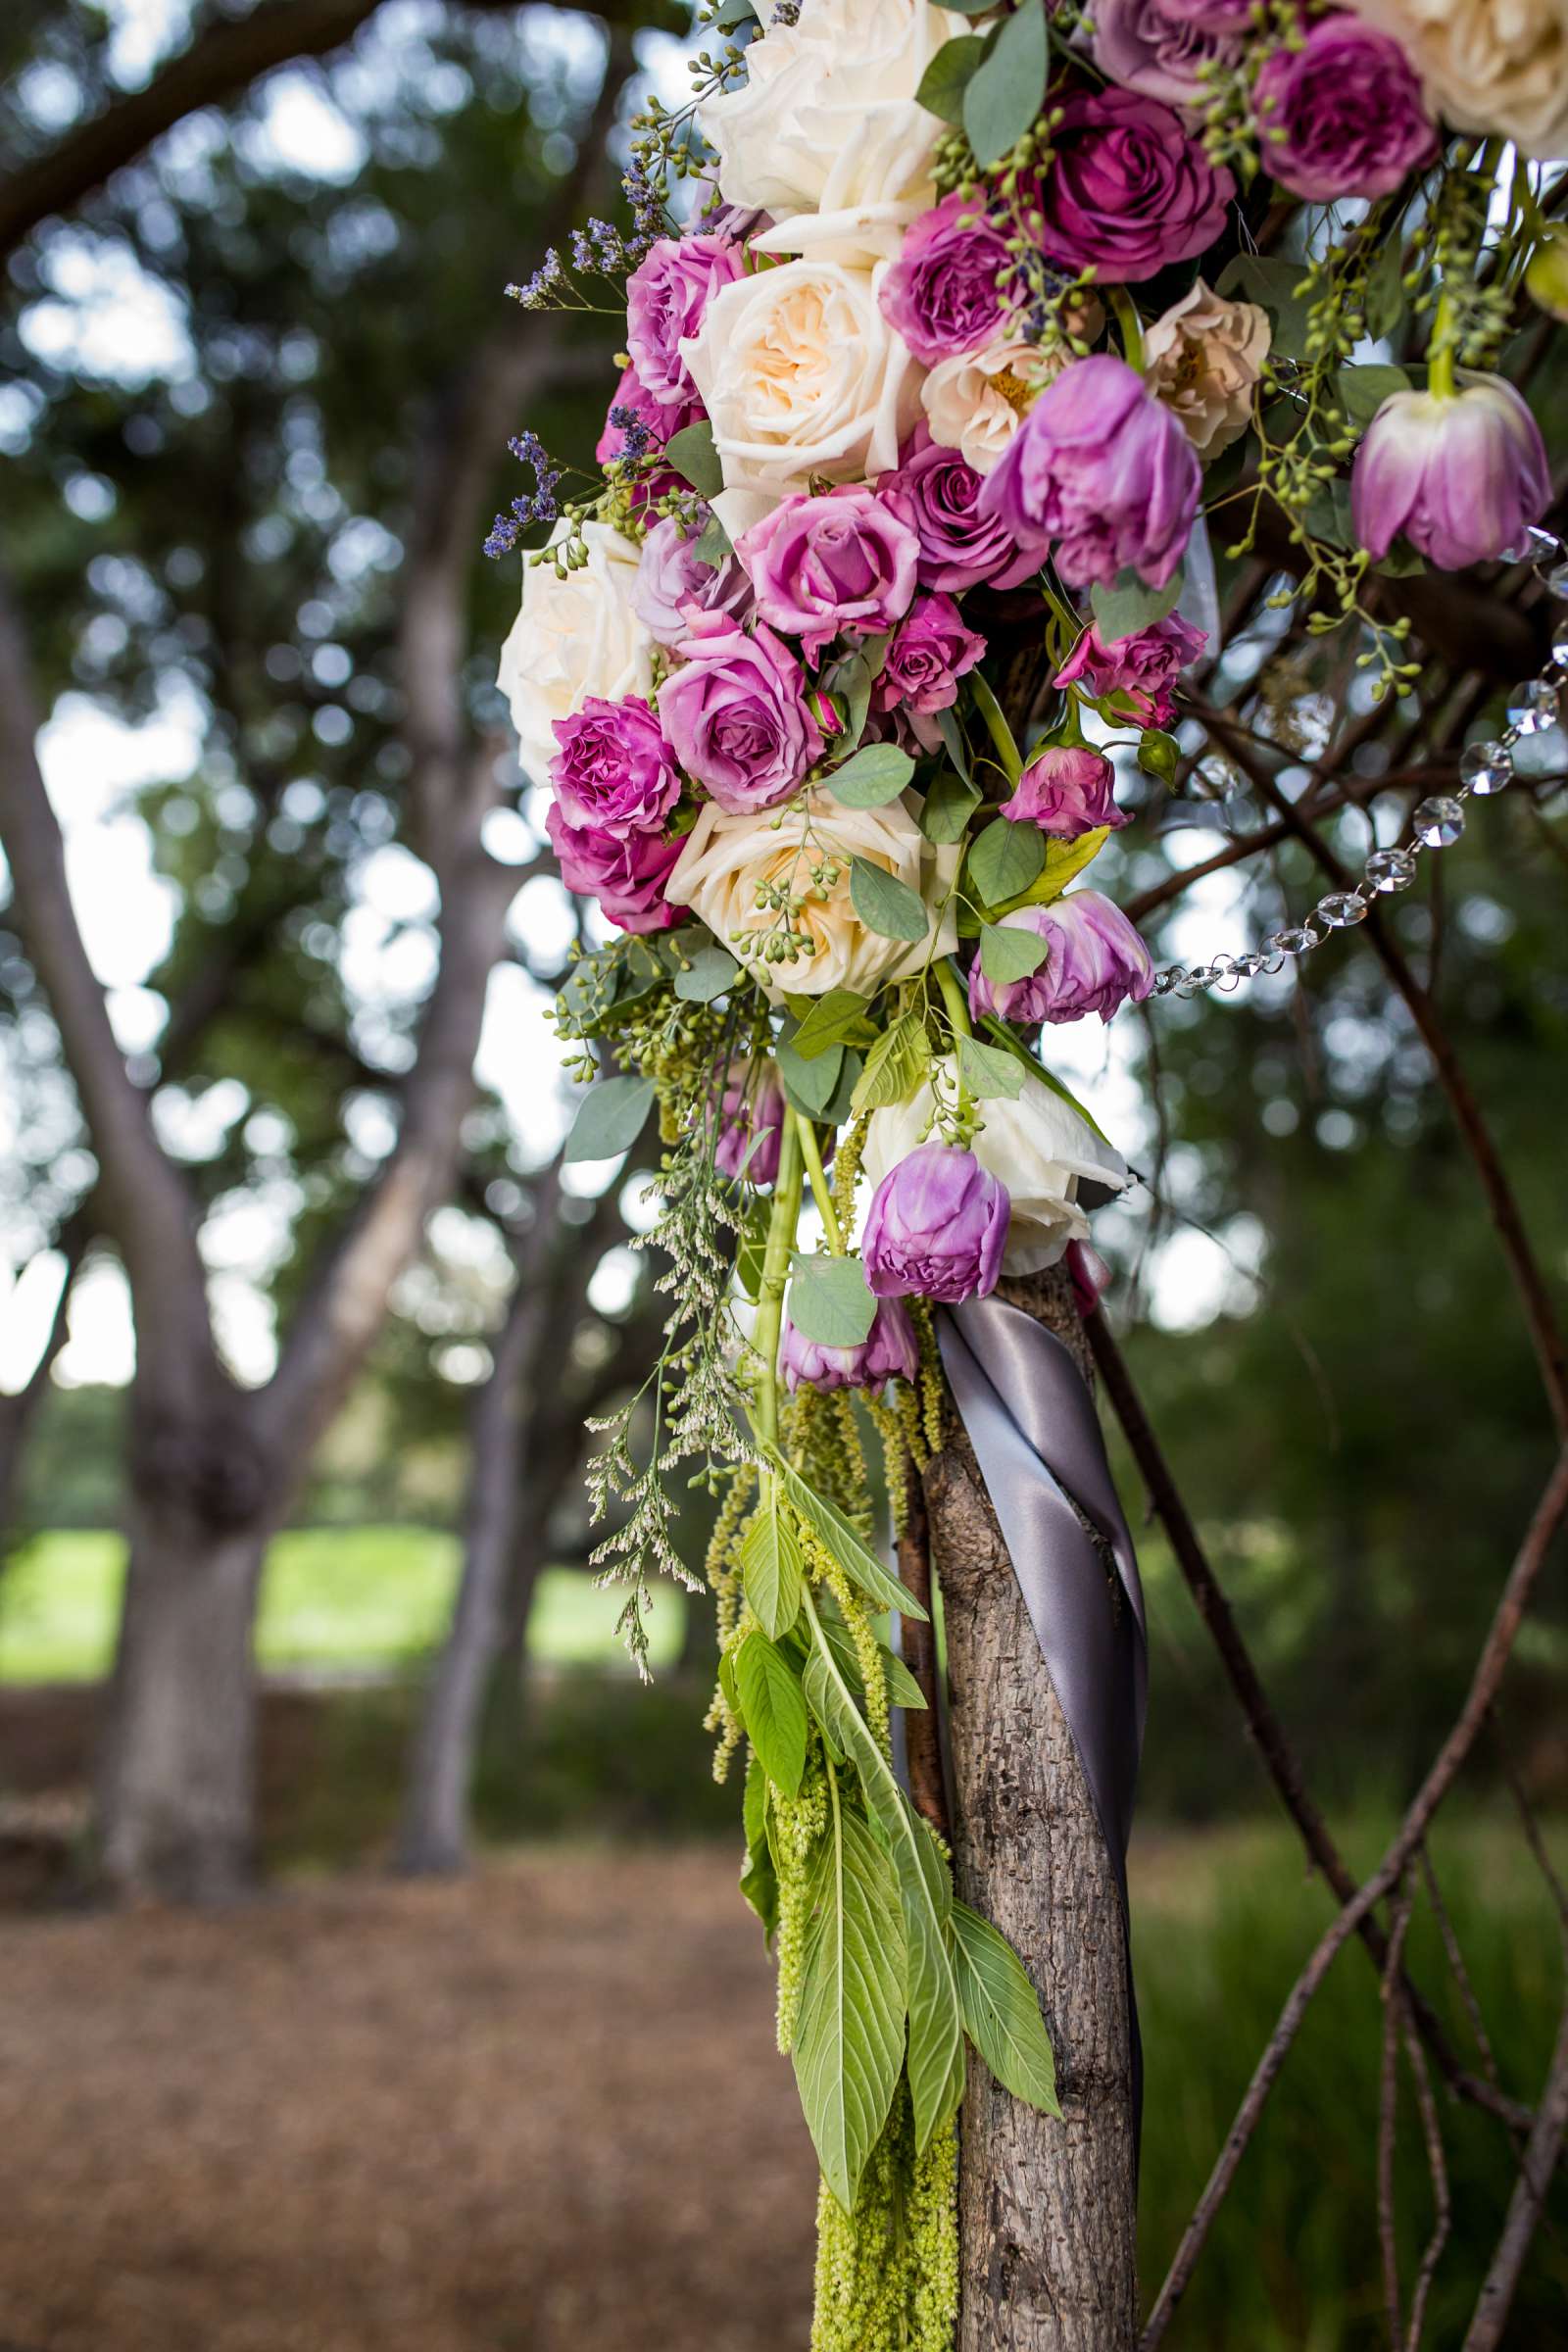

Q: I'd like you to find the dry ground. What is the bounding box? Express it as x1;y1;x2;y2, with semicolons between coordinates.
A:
0;1851;817;2352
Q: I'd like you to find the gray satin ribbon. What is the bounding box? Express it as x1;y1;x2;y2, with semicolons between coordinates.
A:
938;1295;1148;2137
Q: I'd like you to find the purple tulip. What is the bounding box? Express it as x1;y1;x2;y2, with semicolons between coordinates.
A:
656;610;825;812
712;1056;786;1186
736;488;919;659
1054;613;1207;726
967;893;1153;1026
878;192;1014;365
1002;745;1128;838
882;428;1044;593
625;233;743;411
545;801;681;935
1091;0;1247;110
979;355;1200;590
1251;19;1438;203
872;593;986;719
632;513;755;646
1030;88;1234;283
862;1144;1009;1303
780;1297;920;1394
1350;378;1551;573
549;695;681;834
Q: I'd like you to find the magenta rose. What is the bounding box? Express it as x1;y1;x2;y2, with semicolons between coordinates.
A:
966;893;1153;1026
1054;612;1207;725
545;801;681;935
656;611;824;812
633;513;755;646
872;593;985;718
882;429;1044;593
595;363;692;487
1252;19;1438;202
1091;0;1247;108
625;233;743;410
737;489;919;658
1002;745;1127;837
550;695;681;834
979;355;1200;589
878;192;1014;365
1031;88;1234;281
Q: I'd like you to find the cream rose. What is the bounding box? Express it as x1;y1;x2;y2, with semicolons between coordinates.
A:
1349;0;1568;158
921;338;1059;475
682;258;923;537
698;0;964;265
861;1055;1131;1274
1144;281;1271;461
666;788;959;1000
496;521;653;784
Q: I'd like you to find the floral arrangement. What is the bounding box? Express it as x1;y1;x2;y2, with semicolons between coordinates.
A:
490;3;1562;2341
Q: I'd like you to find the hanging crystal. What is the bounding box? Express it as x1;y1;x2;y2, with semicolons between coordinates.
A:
1364;848;1416;893
1270;922;1322;956
1318;892;1368;927
1506;678;1561;735
1413;795;1464;848
1458;740;1514;796
1543;558;1568;597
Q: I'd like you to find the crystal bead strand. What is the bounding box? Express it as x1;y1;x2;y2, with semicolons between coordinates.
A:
1151;529;1568;1001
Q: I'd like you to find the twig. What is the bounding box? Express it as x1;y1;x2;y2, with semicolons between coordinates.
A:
1379;1872;1417;2347
1419;1845;1504;2091
1462;1991;1568;2351
1401;1984;1452;2352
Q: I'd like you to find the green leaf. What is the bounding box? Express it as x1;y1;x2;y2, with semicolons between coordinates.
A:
736;1631;808;1797
963;0;1048;169
1090;568;1184;646
828;742;915;808
814;1607;929;1714
979;920;1049;985
1363;230;1405;341
673;944;741;1003
956;1032;1025;1101
663;420;723;498
764;1446;927;1620
777;1033;845;1117
1304;478;1354;551
788;988;873;1060
1213;254;1310;363
692;509;733;566
562;1073;654;1163
951;1900;1061;2117
1005;824;1111;913
882;1645;928;1712
735;1199;770;1301
851;1011;931;1116
819;1049;862;1127
741;1484;805;1639
1334;363;1411;429
915;31;985;126
919;766;982;846
967;816;1045;909
850;857;929;943
935;706;972;787
803;1626;964;2151
792;1795;906;2209
739;1755;779;1939
1136;729;1180;785
789;1252;878;1348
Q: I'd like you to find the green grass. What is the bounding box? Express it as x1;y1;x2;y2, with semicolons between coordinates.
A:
0;1527;685;1682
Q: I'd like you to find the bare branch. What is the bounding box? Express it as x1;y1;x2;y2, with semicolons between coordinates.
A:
1463;1991;1568;2351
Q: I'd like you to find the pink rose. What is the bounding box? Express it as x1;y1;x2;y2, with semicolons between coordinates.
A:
737;488;919;658
1002;745;1127;838
545;802;681;934
656;612;824;812
1054;614;1208;726
549;695;681;834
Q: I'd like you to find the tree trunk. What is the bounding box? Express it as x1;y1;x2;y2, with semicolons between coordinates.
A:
925;1263;1138;2352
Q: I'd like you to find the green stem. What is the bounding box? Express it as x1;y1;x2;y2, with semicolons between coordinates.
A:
1428;290;1458;401
795;1110;843;1252
935;956;972;1042
968;673;1022;785
1107;285;1146;373
753;1113;805;1452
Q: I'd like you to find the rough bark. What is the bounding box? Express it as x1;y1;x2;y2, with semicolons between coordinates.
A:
925;1263;1138;2352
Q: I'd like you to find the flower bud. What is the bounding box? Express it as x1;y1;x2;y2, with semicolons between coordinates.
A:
1350;375;1550;573
1002;745;1127;839
862;1143;1009;1303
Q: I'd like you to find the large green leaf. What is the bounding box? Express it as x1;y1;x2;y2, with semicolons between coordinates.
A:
792;1794;906;2210
1089;568;1184;646
663;419;723;497
956;1033;1024;1102
764;1447;926;1620
963;0;1048;168
979;920;1049;985
673;944;741;1003
741;1483;805;1639
777;1033;845;1116
787;987;872;1061
914;31;985;125
919;767;982;845
967;817;1044;909
850;857;929;943
814;1609;928;1714
789;1252;878;1348
951;1900;1061;2117
736;1630;808;1797
850;1011;930;1116
562;1073;654;1163
828;743;914;808
803;1625;965;2151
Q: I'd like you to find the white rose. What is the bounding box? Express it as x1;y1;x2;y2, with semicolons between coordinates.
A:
861;1054;1130;1274
682;258;923;538
698;0;965;265
921;337;1058;475
1144;281;1270;461
666;787;959;1001
496;521;653;784
1349;0;1568;158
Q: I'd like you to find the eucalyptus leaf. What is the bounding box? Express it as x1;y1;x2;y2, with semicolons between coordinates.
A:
790;987;872;1060
951;1899;1061;2116
1335;363;1410;429
789;1253;878;1348
935;705;972;786
692;509;733;567
818;1049;863;1127
991;822;1109;917
956;1032;1025;1101
828;742;915;808
792;1792;906;2209
736;1631;808;1797
914;31;986;126
1089;568;1184;646
919;766;982;845
777;1033;846;1117
663;419;722;498
979;920;1049;985
851;1011;931;1116
963;0;1048;169
562;1073;654;1164
1304;478;1355;551
741;1484;805;1640
850;857;928;943
967;816;1045;908
673;944;741;1003
764;1447;926;1619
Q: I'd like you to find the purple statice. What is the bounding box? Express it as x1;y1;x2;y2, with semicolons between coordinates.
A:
484;428;562;559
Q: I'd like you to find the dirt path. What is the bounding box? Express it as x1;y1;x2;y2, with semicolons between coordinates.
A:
0;1850;816;2352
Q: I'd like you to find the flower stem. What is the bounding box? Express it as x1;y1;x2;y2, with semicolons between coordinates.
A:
969;673;1022;784
753;1113;805;1452
1107;285;1146;373
1429;290;1458;401
795;1110;844;1252
936;956;972;1042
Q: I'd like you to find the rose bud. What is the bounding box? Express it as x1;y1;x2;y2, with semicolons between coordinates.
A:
1350;375;1551;572
711;1056;787;1187
967;892;1153;1027
1002;744;1127;839
862;1143;1009;1303
780;1298;920;1394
